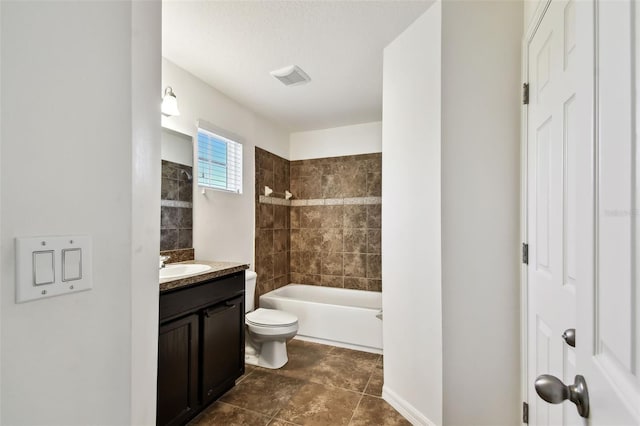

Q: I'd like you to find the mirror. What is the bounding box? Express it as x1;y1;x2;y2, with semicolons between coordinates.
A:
160;127;194;253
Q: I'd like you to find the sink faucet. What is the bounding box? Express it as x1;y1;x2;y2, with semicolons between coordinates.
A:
159;255;171;269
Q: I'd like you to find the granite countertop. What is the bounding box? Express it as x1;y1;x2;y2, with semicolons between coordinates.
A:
159;260;249;293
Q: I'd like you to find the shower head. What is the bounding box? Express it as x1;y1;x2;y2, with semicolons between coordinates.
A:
180;169;192;181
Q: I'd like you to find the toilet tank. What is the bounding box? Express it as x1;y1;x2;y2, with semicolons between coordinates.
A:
244;270;257;313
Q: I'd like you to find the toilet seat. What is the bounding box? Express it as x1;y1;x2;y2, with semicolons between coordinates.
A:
246;322;298;337
246;308;297;327
245;308;298;337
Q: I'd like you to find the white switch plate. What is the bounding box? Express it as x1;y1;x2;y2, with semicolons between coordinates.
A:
15;235;92;303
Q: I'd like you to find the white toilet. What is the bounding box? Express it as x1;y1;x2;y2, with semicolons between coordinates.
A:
244;271;298;369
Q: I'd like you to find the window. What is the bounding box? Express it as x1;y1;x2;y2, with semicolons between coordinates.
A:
197;126;243;193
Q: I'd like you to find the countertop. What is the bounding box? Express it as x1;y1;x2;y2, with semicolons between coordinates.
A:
159;260;249;293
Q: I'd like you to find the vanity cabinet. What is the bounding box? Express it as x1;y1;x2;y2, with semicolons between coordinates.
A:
201;295;244;406
157;271;245;426
157;314;199;426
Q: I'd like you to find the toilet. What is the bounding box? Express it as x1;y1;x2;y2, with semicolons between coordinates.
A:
244;271;298;369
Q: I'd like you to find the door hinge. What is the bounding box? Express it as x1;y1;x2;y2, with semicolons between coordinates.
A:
523;402;529;423
523;83;529;105
522;243;529;265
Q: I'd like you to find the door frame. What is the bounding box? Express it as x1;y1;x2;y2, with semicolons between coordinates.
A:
520;1;553;422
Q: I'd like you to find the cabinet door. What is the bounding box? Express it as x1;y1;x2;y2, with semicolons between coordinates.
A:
157;314;199;426
201;295;245;405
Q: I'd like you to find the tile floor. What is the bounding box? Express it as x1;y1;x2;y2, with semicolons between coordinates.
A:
189;339;410;426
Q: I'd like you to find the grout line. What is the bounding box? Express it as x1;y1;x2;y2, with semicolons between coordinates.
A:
215;400;275;420
347;392;366;426
267;409;303;426
266;409;279;426
348;363;379;424
361;365;376;398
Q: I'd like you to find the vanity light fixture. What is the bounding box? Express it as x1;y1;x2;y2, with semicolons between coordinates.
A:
161;86;180;117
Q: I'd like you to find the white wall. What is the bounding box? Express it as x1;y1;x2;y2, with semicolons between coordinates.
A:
1;1;160;424
440;1;522;425
162;59;288;265
289;121;381;160
382;2;522;424
161;127;193;166
381;3;443;425
0;1;3;419
130;1;161;424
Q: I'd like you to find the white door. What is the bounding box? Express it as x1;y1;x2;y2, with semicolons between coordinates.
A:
527;0;640;424
575;0;640;424
527;0;579;424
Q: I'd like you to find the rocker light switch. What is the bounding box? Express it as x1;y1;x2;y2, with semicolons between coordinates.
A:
15;235;92;303
33;251;55;285
62;249;82;281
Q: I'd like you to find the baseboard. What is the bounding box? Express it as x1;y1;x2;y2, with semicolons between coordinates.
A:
382;385;437;426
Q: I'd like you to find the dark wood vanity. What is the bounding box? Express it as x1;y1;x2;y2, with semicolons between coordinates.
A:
157;267;246;426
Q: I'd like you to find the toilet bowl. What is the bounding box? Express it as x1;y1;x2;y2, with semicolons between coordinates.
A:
244;271;298;369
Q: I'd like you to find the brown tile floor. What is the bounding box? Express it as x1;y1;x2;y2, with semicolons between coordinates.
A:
189;339;410;426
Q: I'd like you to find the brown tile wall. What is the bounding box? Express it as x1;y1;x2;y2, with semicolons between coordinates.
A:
160;160;193;251
255;147;290;303
290;154;382;200
289;154;382;292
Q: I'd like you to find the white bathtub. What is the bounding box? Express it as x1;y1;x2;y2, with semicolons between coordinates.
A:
259;284;383;354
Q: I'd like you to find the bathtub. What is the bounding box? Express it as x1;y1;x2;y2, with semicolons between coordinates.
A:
259;284;383;354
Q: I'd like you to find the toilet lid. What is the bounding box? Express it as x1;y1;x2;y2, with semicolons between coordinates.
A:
246;308;298;327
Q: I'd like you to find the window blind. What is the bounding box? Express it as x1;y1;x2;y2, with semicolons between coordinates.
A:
197;127;243;193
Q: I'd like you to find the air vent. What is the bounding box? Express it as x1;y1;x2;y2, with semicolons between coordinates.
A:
270;65;311;86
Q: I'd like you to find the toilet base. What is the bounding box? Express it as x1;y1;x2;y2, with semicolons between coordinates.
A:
244;340;289;369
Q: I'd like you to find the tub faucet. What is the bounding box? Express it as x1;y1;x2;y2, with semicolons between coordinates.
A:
159;255;170;269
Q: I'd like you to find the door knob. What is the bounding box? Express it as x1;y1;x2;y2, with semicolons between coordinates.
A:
535;374;589;418
562;328;576;347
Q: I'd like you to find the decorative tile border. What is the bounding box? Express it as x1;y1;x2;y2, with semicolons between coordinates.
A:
258;195;381;206
258;195;291;206
289;196;381;206
161;200;193;208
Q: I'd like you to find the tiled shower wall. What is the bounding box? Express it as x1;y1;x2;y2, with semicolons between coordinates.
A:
254;150;382;297
289;154;382;291
255;148;290;301
160;160;194;256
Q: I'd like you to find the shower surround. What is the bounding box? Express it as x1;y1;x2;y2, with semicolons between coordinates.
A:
255;148;382;301
255;148;291;300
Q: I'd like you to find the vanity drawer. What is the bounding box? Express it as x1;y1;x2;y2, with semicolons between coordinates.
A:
159;271;245;322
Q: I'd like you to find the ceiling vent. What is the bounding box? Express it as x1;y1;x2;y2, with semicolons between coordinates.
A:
270;65;311;86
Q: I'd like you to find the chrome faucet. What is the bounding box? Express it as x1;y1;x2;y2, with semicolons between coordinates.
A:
159;255;171;269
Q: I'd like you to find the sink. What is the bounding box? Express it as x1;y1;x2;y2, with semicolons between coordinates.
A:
160;264;212;280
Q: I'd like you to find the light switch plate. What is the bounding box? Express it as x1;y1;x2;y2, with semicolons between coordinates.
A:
15;235;92;303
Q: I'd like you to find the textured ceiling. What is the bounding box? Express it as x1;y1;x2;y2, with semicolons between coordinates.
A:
162;1;433;132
